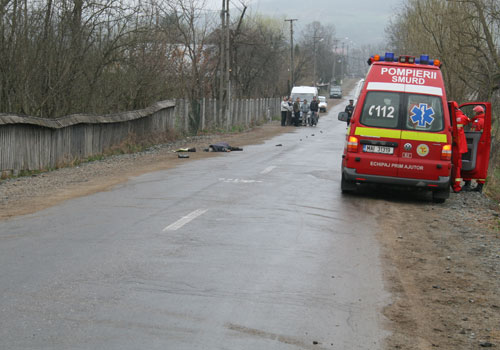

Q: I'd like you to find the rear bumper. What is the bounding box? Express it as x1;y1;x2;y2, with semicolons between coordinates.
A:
343;167;450;189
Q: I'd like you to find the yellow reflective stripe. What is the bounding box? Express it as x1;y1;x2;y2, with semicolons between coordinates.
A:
401;130;448;143
353;127;448;143
354;127;401;139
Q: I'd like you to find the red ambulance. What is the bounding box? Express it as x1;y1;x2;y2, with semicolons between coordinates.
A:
338;53;490;203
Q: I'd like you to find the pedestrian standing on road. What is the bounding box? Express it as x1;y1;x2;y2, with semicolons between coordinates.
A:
301;99;310;126
451;103;470;192
345;99;355;125
309;96;319;126
280;96;289;127
293;97;301;127
463;105;486;192
287;97;293;126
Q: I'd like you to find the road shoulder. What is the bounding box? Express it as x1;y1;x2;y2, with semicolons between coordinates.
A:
377;191;500;349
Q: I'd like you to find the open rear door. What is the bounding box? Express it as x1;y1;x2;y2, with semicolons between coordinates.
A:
460;102;491;182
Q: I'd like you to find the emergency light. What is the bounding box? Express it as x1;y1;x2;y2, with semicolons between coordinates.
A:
419;55;430;64
385;52;395;61
367;52;442;67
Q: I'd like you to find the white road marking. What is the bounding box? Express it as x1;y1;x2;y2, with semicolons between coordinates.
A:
260;166;276;174
218;178;263;183
163;209;208;231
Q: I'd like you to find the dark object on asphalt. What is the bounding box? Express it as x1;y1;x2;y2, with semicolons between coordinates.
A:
178;153;189;158
275;144;282;147
311;134;315;136
207;142;243;152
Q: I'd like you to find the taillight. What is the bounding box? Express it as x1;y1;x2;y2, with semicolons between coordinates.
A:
347;136;359;153
441;144;452;160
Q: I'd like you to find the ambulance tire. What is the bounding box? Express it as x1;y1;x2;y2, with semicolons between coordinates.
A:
431;187;449;204
341;173;356;193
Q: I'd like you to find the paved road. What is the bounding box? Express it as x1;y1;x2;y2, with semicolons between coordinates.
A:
0;96;389;349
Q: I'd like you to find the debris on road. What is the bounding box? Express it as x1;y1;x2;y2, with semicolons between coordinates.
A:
204;142;243;152
173;147;196;152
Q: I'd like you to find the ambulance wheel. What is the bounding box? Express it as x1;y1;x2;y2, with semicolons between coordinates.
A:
432;196;446;204
341;173;356;193
431;187;449;204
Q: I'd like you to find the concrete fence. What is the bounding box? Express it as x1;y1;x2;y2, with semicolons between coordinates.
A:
0;97;280;174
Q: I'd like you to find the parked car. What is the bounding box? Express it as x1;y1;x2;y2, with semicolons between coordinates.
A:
330;85;342;98
318;96;328;112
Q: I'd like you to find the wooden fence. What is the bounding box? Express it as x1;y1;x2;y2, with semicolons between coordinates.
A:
0;97;280;175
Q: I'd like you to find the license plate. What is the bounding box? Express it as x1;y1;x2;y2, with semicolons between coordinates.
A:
363;144;394;154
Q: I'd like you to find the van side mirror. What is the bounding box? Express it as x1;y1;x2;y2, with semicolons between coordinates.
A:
338;112;349;122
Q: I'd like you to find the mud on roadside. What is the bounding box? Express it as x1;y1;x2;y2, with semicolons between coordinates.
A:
376;190;500;349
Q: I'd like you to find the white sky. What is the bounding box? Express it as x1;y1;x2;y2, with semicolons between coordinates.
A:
203;0;403;46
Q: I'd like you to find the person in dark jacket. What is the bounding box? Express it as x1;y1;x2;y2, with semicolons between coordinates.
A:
309;96;319;126
287;97;293;125
293;97;301;126
345;99;355;125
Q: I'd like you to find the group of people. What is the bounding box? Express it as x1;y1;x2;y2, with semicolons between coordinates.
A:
452;105;486;192
280;96;319;127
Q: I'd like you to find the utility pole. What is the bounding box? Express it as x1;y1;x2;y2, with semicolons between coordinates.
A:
313;35;323;87
341;42;345;84
332;39;339;84
219;0;231;128
285;19;297;92
346;43;349;80
219;0;226;126
225;0;230;129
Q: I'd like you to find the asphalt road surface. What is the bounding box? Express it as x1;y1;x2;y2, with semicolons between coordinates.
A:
0;96;390;349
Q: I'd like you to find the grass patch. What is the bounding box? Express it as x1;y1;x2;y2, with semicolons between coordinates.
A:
485;165;500;202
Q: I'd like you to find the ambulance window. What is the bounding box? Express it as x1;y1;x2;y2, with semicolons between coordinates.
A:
405;94;443;131
360;92;400;129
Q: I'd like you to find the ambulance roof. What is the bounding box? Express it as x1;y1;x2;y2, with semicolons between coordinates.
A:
365;53;444;97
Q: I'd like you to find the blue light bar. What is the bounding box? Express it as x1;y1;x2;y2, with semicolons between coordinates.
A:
367;53;442;67
384;52;395;62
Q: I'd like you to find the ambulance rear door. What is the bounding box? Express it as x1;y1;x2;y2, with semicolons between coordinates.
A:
460;102;491;181
353;90;401;178
397;93;450;181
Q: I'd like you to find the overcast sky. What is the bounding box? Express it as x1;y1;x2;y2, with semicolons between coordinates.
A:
204;0;403;46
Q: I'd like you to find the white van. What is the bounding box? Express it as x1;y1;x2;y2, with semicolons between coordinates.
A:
290;86;318;103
